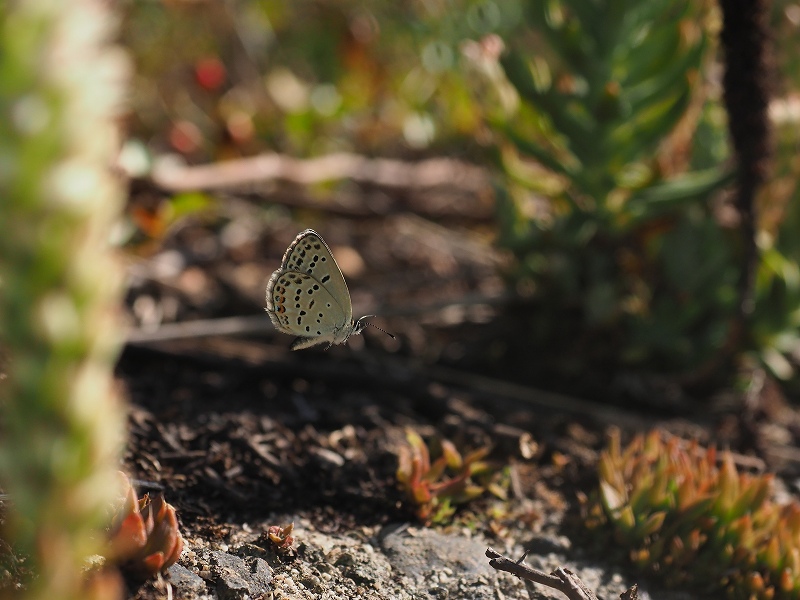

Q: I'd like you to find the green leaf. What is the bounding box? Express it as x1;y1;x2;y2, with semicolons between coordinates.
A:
620;27;681;87
730;475;773;519
499;123;577;178
609;88;691;165
629;166;733;204
600;479;626;512
167;191;214;220
440;439;463;470
626;39;706;115
501;51;596;146
624;167;734;223
430;498;456;524
640;511;667;536
618;506;638;534
425;456;448;483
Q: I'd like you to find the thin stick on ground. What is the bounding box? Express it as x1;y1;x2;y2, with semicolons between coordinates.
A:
485;548;638;600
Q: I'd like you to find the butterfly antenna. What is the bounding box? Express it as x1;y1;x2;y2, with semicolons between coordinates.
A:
368;322;395;339
356;315;395;339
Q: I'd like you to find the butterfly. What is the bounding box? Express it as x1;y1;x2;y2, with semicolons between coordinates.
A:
266;229;392;350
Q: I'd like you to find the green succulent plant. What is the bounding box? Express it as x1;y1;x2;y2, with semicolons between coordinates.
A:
396;429;497;524
584;429;800;599
489;0;746;380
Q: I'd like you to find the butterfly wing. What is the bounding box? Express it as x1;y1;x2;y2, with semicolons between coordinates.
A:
266;270;349;349
278;230;353;325
265;230;355;349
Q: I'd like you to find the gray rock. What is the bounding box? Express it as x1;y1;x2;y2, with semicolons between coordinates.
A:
379;525;503;600
207;550;273;600
380;525;491;579
166;563;207;595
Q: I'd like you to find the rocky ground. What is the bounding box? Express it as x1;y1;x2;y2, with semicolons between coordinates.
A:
115;174;800;600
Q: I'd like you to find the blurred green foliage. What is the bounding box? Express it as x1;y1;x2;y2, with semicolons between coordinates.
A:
497;1;718;200
750;106;800;382
741;0;800;387
584;429;800;599
120;0;800;389
120;0;522;160
492;0;743;377
0;0;128;597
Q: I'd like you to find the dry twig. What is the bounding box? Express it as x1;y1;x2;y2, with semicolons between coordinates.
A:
485;548;638;600
149;152;488;192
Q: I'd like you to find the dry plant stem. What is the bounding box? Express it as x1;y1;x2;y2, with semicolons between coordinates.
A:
684;0;773;387
150;152;488;192
141;152;493;220
719;0;772;319
125;290;510;344
485;548;601;600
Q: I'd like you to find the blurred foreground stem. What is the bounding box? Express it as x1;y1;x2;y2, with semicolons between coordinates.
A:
0;0;129;598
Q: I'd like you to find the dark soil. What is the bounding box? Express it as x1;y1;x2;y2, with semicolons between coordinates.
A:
116;179;800;599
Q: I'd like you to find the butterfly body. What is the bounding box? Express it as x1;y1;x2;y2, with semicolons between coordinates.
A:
266;229;368;350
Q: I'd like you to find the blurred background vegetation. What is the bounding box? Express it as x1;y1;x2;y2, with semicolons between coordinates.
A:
4;2;800;596
118;0;800;396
